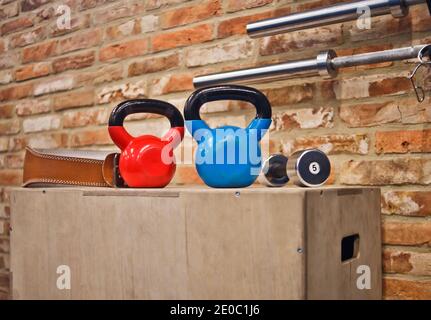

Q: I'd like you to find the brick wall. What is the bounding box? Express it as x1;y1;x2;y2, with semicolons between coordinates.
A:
0;0;430;299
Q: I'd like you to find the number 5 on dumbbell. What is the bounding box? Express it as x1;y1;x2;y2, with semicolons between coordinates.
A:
260;149;331;187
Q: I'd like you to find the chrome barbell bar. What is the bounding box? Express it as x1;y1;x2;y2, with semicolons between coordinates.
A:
246;0;430;38
193;45;429;88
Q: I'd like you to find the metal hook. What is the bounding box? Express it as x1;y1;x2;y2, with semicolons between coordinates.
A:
408;45;431;103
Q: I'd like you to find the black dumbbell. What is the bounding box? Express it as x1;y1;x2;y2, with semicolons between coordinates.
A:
260;149;331;187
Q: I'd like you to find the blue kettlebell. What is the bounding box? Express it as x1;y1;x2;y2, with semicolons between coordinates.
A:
184;85;272;188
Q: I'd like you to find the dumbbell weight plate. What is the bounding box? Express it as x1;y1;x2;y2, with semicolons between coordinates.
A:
287;149;330;187
259;154;289;187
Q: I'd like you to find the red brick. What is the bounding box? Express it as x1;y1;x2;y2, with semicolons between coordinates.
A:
382;191;431;217
383;249;413;274
0;83;33;102
281;134;368;155
50;14;91;37
263;84;314;106
0;17;33;36
8;136;26;152
1;0;17;5
33;75;74;96
217;11;272;39
376;129;431;154
77;64;123;86
26;132;68;149
383;248;431;276
5;153;24;169
35;3;56;22
226;0;273;13
0;139;9;153
296;0;340;10
78;0;99;10
63;108;109;128
383;219;431;246
271;107;334;132
15;62;51;81
58;29;102;54
99;39;148;62
93;2;145;25
97;80;147;104
70;128;112;147
369;77;411;97
384;277;431;300
260;25;343;56
0;105;14;118
53;89;94;111
0;52;19;70
411;5;431;32
16;99;51;116
160;0;221;29
149;73;193;96
185;39;253;67
0;169;22;185
332;76;373;100
0;70;13;85
21;0;51;11
319;80;336;100
22;114;60;133
340;158;431;185
22;41;57;63
152;23;213;52
52;51;95;73
146;0;192;11
0;1;18;19
340;101;400;127
105;19;140;41
9;26;45;48
349;15;411;42
342;97;431;127
128;53;179;77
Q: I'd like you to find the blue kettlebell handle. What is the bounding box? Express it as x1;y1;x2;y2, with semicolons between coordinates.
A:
184;85;272;120
184;85;272;139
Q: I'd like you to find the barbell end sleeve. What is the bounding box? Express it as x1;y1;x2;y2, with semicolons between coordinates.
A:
317;50;338;78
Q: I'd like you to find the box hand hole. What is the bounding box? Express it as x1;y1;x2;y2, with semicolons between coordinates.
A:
341;234;360;263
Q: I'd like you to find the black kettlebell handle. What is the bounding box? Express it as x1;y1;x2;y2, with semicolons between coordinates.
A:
184;85;272;121
109;99;184;128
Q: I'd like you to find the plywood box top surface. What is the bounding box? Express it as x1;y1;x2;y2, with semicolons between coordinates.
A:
11;185;379;197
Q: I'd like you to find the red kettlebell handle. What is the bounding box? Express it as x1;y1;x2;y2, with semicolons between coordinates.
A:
108;99;184;150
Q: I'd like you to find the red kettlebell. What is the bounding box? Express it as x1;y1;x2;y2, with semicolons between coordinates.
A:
108;99;184;188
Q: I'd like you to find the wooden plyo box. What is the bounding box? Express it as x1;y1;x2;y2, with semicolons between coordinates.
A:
10;187;382;300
